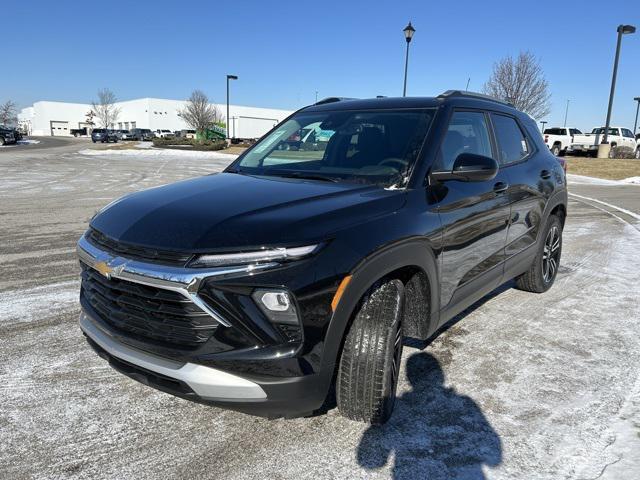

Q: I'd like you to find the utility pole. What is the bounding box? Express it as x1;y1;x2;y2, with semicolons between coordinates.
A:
226;75;238;139
563;100;570;127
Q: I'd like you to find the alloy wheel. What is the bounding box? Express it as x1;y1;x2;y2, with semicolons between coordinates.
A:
542;225;561;283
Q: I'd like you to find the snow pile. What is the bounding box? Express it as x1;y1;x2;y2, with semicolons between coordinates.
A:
0;280;79;326
78;147;237;161
568;174;640;186
18;139;40;145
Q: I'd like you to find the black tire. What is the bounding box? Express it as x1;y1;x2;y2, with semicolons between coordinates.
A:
337;279;405;424
635;147;640;159
0;136;5;146
515;215;563;293
551;144;560;156
608;145;616;159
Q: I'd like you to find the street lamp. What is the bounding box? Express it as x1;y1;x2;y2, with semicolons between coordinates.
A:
402;22;415;97
601;24;636;149
226;75;238;139
540;120;547;133
633;97;640;135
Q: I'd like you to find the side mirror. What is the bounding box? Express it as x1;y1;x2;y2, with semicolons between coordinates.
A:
431;153;499;182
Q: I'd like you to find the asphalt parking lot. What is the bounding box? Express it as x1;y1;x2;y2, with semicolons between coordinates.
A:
1;141;639;479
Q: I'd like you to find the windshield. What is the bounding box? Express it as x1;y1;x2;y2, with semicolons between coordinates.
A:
231;109;435;187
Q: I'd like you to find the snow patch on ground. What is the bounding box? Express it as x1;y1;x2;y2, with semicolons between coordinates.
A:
78;147;237;161
568;173;640;186
0;280;79;326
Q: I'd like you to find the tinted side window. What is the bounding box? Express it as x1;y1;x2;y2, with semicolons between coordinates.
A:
435;111;493;171
491;114;529;165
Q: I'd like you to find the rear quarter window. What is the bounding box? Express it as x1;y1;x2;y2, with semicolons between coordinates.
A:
491;114;530;165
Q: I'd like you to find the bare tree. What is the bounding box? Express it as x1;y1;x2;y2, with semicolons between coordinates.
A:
0;100;18;126
178;90;222;133
483;51;551;120
91;89;121;129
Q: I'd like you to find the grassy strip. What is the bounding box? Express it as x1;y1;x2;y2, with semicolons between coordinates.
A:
565;156;640;180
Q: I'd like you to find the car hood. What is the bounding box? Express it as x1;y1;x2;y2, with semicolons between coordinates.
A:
90;172;406;252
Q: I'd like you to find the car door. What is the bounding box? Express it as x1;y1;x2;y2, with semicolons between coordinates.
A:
432;110;511;316
490;113;547;264
622;128;635;149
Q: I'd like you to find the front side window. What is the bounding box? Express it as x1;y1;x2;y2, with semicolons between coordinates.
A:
233;109;434;187
491;114;530;165
434;111;493;171
569;128;582;135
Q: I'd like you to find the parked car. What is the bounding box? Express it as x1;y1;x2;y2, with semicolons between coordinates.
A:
176;129;197;139
70;127;88;137
115;129;135;140
76;91;567;424
91;129;118;143
0;126;17;145
542;127;583;156
130;128;154;141
154;129;174;138
569;127;637;157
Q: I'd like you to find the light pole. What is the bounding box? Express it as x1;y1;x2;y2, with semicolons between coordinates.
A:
540;120;547;133
563;100;570;127
602;24;635;147
633;97;640;135
226;74;238;139
402;22;415;97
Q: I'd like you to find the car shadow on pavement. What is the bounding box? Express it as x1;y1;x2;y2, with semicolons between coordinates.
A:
356;281;511;478
356;352;502;479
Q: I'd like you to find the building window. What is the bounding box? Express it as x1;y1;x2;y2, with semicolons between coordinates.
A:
131;121;136;129
118;122;122;129
125;122;129;130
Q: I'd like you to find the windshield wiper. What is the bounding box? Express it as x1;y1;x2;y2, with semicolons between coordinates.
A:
267;171;339;183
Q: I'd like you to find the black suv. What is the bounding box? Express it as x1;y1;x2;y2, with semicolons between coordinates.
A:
91;128;118;143
77;91;567;424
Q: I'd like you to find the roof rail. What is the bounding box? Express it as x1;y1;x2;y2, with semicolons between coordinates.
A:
437;90;514;107
314;97;357;105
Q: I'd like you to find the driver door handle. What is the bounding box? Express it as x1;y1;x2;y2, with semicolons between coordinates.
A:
493;182;509;194
540;169;551;179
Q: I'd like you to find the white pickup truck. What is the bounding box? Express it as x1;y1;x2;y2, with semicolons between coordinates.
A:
542;127;584;156
569;127;637;157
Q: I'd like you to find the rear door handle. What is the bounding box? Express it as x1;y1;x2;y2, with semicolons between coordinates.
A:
540;169;551;179
493;182;509;194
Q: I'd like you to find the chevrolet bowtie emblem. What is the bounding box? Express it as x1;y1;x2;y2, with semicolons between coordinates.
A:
93;259;125;279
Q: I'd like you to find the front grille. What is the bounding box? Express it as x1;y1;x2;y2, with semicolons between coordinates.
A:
87;228;193;266
80;263;218;348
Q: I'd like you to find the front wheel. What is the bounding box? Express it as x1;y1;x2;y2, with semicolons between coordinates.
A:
516;215;563;293
337;279;404;424
635;147;640;159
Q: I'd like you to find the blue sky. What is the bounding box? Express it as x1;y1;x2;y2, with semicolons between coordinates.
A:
3;0;639;130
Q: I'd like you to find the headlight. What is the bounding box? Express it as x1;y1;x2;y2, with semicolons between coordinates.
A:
189;244;320;268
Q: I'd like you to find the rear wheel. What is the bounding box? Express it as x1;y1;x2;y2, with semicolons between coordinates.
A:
0;136;5;146
551;144;561;156
516;215;563;293
635;147;640;159
337;279;404;424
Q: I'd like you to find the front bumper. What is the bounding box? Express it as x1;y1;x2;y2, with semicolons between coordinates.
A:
80;310;266;400
76;233;338;417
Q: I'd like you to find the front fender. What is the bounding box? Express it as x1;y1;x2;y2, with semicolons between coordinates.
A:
320;237;440;373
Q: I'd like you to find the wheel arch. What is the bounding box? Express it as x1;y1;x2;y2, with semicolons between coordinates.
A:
321;238;439;373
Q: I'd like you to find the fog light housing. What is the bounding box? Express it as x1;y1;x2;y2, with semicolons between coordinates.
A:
252;289;299;325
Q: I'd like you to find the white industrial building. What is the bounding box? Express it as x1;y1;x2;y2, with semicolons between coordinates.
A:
18;98;293;139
